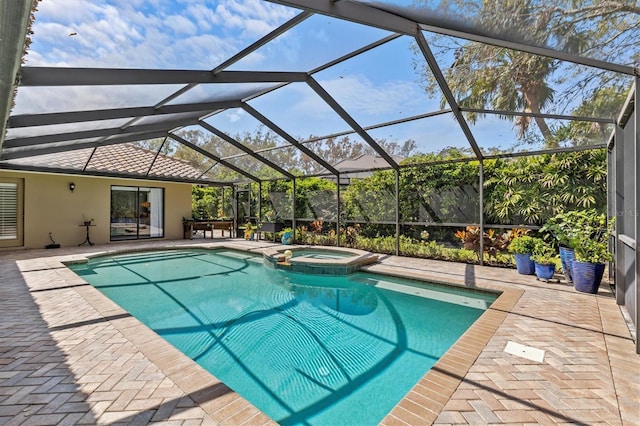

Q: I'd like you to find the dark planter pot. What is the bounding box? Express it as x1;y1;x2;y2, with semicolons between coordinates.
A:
259;222;284;243
534;263;556;280
559;246;575;283
514;253;535;275
572;261;605;294
183;221;193;239
260;222;283;233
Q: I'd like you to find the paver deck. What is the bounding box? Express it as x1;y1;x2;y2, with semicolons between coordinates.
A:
1;239;638;425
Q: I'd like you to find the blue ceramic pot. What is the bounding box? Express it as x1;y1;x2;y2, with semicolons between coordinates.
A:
559;246;575;282
572;261;605;294
514;253;535;275
535;263;556;280
281;231;293;245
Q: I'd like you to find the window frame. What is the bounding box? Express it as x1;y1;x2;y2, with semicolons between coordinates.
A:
0;178;24;248
110;185;165;241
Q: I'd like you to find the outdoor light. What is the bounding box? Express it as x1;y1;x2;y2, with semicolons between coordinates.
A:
69;182;75;192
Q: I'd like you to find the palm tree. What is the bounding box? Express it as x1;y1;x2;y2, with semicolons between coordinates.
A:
417;0;603;147
449;44;557;142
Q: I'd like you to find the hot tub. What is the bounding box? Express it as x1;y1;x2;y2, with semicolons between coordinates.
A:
262;245;379;275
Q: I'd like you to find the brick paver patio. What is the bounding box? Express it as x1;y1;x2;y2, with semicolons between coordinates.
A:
1;239;638;425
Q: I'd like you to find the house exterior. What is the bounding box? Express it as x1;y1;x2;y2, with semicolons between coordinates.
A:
0;144;196;250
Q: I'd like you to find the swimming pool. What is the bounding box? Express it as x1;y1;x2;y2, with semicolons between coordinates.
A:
69;249;497;425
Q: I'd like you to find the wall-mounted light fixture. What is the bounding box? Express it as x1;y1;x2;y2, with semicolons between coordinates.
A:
69;182;76;192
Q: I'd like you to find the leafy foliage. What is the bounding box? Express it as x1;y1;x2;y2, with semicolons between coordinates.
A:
509;234;536;254
530;238;559;265
399;156;480;224
540;208;606;248
483;149;606;224
191;186;224;219
454;226;519;263
342;170;396;224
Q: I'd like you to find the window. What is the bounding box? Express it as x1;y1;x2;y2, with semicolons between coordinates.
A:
110;186;164;240
0;178;23;247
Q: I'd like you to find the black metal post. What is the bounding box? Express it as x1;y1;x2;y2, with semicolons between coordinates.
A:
336;174;341;247
292;178;297;243
395;169;400;256
479;161;484;266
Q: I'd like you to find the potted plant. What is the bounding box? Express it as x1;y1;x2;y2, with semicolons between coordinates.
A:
509;234;537;275
531;239;559;281
244;221;255;240
540;210;602;283
571;217;614;294
82;214;94;226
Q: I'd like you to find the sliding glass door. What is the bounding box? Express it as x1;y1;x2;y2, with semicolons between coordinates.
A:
111;186;164;240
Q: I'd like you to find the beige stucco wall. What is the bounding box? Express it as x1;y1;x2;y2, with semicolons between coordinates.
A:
0;170;193;249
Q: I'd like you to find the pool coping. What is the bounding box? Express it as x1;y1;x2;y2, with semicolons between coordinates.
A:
72;276;273;424
363;264;522;424
6;239;636;425
17;246;265;423
54;243;520;424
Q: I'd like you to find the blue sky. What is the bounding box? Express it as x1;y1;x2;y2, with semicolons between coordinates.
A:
13;0;622;158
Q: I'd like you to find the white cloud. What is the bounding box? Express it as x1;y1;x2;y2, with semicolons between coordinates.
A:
320;75;423;117
12;85;185;115
166;14;198;35
14;1;297;124
212;0;296;38
27;0;297;70
224;109;245;123
36;0;108;24
186;4;218;32
171;34;231;68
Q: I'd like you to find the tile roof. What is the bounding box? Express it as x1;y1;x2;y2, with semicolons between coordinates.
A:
4;143;206;181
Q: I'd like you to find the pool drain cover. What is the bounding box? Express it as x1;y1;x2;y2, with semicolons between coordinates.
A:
504;341;545;363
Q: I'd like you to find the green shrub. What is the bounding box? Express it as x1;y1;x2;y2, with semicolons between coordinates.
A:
509;235;538;254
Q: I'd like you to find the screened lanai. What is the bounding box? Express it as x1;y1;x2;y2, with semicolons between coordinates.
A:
3;1;637;176
0;1;639;349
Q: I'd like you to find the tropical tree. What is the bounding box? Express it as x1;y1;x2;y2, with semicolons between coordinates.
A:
416;0;638;147
419;0;566;143
554;86;628;146
191;185;222;219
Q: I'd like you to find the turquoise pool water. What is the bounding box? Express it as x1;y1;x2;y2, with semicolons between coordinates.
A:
69;249;496;425
290;249;353;260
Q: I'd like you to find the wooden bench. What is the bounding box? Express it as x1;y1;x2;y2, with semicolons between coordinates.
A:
185;220;234;239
